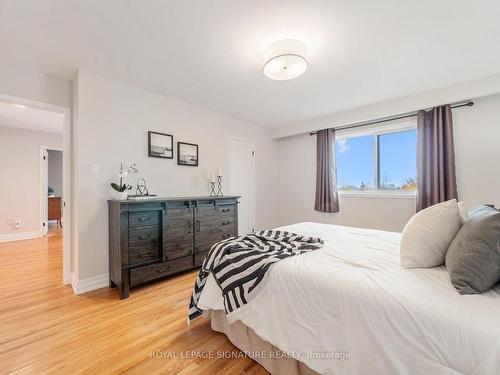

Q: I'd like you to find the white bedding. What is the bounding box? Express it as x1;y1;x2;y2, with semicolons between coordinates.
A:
198;222;500;375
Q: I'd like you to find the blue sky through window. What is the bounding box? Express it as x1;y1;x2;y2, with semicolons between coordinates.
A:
335;135;375;189
335;130;417;190
379;130;417;189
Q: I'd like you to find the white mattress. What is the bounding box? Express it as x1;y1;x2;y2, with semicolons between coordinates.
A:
198;222;500;375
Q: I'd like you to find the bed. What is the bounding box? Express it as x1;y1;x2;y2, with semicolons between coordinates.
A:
196;222;500;375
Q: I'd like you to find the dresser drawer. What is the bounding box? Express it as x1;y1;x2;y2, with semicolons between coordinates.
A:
129;248;160;265
129;256;194;286
128;227;161;265
129;210;161;229
219;216;236;229
218;204;236;217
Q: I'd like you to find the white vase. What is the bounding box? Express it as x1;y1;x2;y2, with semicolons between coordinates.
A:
114;191;128;200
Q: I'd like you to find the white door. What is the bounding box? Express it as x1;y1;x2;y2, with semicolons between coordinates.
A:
229;137;255;235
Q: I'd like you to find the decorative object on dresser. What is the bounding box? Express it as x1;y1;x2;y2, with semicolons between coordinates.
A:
209;168;224;197
48;196;62;227
177;142;199;166
108;196;239;299
127;178;157;200
148;131;173;158
110;162;138;200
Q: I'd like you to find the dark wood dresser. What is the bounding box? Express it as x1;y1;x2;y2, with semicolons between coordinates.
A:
108;196;239;299
48;197;62;227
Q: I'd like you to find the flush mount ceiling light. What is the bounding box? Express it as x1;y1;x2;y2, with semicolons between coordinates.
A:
263;39;308;81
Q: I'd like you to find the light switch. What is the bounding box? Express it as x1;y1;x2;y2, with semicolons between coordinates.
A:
90;163;99;175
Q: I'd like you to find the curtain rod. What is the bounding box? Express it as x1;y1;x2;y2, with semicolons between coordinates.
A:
309;101;474;136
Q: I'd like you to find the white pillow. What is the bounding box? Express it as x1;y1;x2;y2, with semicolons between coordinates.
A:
400;199;463;269
458;201;468;223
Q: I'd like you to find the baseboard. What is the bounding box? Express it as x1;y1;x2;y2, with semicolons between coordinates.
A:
0;231;42;243
71;273;109;295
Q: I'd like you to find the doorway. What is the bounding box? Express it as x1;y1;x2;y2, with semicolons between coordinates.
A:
228;136;256;235
0;93;71;285
42;148;63;235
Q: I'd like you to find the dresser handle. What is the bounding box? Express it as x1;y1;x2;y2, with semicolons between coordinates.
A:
138;234;151;240
156;266;171;273
138;252;150;258
196;220;201;232
222;208;230;213
138;216;151;222
187;221;192;233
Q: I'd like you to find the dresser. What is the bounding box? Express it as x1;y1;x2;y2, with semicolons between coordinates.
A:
108;196;239;299
48;197;62;227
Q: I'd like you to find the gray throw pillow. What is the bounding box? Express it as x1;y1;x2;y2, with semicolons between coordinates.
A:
446;205;500;294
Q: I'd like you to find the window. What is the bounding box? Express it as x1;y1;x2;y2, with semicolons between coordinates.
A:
335;128;417;193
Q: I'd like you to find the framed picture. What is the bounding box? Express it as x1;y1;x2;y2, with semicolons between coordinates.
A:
177;142;199;166
148;131;173;159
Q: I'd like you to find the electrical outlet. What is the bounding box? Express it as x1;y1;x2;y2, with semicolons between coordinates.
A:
15;219;21;229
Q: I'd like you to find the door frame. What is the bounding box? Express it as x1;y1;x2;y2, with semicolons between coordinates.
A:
40;146;63;236
227;136;256;234
0;93;72;285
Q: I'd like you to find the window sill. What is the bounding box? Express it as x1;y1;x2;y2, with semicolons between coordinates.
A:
338;191;417;199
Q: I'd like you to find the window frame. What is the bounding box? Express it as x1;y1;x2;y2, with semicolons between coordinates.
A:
335;120;417;199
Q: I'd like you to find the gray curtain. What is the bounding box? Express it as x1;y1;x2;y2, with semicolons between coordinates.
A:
315;129;340;213
416;104;458;211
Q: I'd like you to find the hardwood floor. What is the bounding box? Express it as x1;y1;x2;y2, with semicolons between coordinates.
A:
0;229;268;374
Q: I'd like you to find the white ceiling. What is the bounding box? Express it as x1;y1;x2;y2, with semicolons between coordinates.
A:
1;1;500;127
0;102;63;133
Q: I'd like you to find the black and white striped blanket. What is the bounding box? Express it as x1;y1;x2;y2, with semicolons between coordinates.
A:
188;229;323;322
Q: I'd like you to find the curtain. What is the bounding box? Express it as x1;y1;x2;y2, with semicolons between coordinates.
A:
314;129;340;213
416;104;458;211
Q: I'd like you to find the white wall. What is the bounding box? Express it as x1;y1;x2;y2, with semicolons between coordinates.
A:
48;150;63;197
272;72;500;139
0;62;72;108
0;125;62;235
74;70;279;280
454;94;500;209
275;93;500;232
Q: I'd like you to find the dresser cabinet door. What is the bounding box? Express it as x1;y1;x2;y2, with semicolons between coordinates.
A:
194;203;238;266
195;205;225;254
163;205;194;261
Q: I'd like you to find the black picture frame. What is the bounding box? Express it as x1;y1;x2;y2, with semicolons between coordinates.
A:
177;142;199;167
148;131;173;159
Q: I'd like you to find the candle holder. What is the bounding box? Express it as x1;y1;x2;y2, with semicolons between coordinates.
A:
209;181;217;197
216;175;223;197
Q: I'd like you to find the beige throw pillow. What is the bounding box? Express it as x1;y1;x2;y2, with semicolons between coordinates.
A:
401;199;463;269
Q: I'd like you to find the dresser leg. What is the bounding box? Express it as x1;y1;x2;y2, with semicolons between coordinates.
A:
119;285;129;299
109;279;117;288
118;270;130;299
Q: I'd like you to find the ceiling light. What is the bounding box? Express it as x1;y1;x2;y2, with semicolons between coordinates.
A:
13;104;27;108
263;39;308;81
